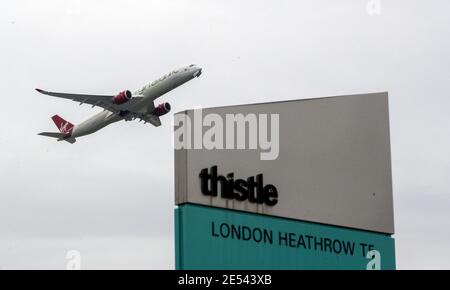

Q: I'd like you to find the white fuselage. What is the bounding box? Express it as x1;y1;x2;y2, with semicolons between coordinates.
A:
71;65;201;138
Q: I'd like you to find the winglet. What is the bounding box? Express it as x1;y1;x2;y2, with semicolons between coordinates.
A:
35;88;44;93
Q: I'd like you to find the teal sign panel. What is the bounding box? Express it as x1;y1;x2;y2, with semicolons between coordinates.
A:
175;204;395;269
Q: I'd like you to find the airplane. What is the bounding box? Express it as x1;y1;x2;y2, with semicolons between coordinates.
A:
37;64;202;143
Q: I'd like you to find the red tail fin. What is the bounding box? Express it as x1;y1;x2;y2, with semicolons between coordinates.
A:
51;115;74;136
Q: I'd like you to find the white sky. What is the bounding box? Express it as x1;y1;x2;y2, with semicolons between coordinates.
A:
0;0;449;269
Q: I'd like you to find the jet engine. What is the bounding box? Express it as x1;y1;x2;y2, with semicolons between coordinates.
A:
152;102;171;116
112;90;132;104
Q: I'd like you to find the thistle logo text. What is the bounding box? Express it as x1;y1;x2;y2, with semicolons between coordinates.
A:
199;166;278;206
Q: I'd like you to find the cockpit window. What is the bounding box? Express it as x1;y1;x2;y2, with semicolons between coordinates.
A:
189;64;195;67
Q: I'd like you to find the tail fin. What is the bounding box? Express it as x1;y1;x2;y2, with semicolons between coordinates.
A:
51;115;74;136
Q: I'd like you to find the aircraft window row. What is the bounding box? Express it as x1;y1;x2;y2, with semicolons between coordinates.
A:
146;68;183;89
167;70;178;77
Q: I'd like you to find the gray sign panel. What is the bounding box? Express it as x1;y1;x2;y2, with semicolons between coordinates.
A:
174;92;394;234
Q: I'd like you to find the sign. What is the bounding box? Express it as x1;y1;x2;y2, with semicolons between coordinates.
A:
175;93;394;234
175;204;396;269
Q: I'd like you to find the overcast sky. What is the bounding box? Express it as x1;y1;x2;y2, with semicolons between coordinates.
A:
1;0;449;269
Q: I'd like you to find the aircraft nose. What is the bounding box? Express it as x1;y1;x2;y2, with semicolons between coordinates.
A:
194;67;202;77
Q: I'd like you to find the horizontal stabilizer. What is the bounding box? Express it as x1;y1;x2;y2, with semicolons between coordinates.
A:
38;132;64;138
38;132;76;144
63;137;76;144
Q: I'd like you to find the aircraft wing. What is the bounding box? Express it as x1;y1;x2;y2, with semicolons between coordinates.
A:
141;114;161;127
36;89;163;126
35;88;143;113
127;101;162;127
